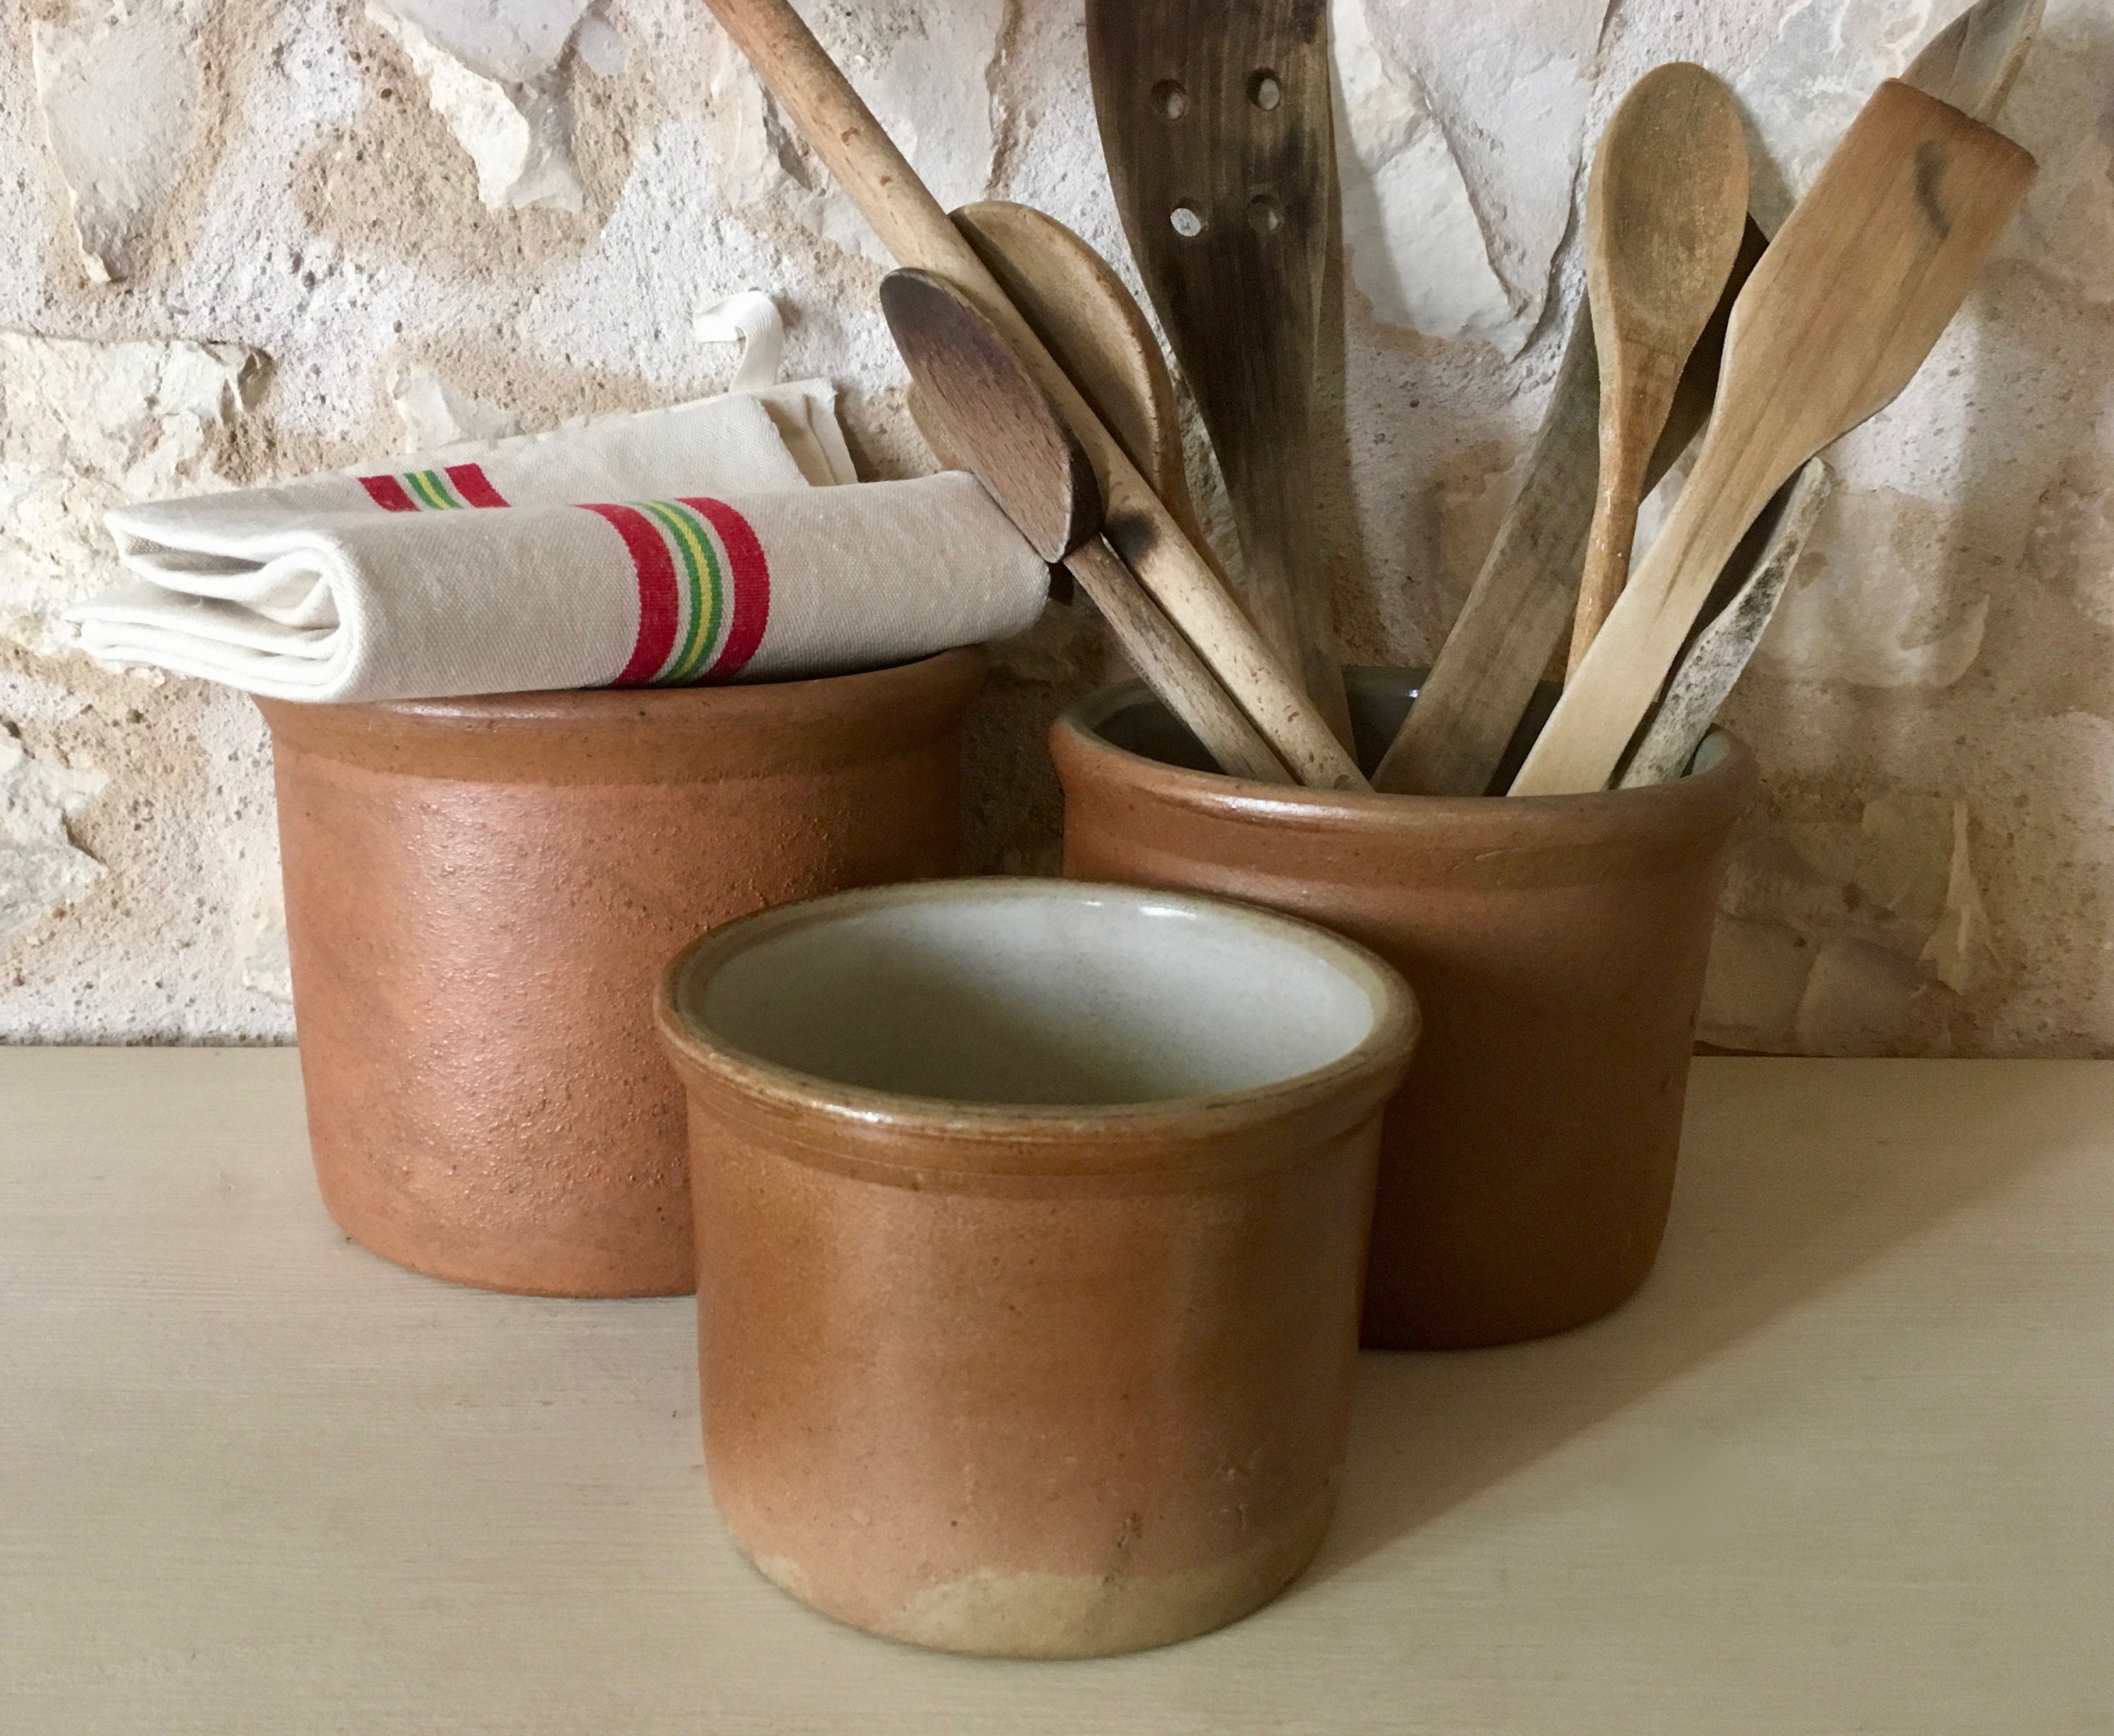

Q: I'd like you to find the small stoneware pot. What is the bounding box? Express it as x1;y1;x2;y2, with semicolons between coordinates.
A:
656;879;1418;1658
258;647;984;1298
1051;669;1757;1351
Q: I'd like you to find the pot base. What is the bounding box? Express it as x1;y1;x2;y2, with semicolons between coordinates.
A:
740;1496;1335;1660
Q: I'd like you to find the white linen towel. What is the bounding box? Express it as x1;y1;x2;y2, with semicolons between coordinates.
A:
68;364;1046;704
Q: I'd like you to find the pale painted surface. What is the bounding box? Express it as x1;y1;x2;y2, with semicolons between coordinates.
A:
5;1050;2110;1726
0;0;2110;1050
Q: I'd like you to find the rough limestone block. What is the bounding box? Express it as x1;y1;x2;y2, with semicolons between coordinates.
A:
365;0;605;211
29;0;205;282
0;729;105;950
0;334;264;654
1333;0;1607;355
704;0;1005;262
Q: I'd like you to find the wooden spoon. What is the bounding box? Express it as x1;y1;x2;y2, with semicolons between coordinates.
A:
1509;80;2035;796
881;268;1292;786
1569;65;1749;676
948;202;1213;559
1083;0;1353;748
699;0;1366;792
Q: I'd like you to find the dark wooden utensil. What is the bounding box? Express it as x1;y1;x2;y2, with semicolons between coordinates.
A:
882;268;1292;786
700;0;1365;790
1084;0;1352;745
949;202;1213;560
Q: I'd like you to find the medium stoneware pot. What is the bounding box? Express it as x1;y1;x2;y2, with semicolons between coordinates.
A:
257;647;984;1298
1051;669;1757;1351
656;879;1418;1658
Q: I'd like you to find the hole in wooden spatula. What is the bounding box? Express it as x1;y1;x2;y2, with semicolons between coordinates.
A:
1247;193;1283;235
1153;80;1189;120
1248;70;1282;111
1170;205;1206;237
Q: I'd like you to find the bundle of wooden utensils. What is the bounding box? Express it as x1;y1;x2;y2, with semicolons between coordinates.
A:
707;0;2039;799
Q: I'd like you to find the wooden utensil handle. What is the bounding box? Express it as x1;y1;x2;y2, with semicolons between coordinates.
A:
698;0;1368;793
1509;435;1781;796
1571;345;1683;676
1617;458;1832;788
1065;539;1293;784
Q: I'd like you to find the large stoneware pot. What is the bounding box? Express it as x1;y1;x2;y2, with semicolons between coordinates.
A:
259;647;984;1298
1053;669;1755;1350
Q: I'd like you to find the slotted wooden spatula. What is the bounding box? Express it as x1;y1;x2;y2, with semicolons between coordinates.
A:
1509;79;2036;796
1084;0;1352;746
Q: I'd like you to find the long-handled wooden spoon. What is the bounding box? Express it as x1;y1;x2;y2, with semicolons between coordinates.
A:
948;202;1213;559
698;0;1366;792
1569;64;1749;676
1083;0;1353;747
1510;80;2035;796
882;268;1292;786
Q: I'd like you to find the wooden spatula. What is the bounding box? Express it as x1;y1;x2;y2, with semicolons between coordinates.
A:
882;268;1293;786
1084;0;1353;747
1509;79;2036;797
1570;64;1749;676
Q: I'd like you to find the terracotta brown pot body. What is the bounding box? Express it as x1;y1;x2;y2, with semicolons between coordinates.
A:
657;880;1418;1657
1051;669;1757;1351
257;647;985;1298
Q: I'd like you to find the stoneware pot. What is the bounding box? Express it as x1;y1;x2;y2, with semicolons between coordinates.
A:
655;879;1418;1658
1051;669;1757;1351
257;647;984;1298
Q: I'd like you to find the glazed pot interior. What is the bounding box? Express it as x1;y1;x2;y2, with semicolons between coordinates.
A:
675;886;1390;1108
1089;666;1563;793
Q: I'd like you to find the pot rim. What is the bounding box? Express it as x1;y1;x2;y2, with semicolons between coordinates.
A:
655;878;1420;1173
1051;669;1757;841
260;644;987;731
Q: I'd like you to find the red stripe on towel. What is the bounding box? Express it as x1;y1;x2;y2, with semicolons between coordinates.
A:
359;474;420;512
681;498;770;679
582;503;681;685
445;463;509;508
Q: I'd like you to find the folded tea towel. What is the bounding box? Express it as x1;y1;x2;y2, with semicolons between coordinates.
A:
70;471;1046;704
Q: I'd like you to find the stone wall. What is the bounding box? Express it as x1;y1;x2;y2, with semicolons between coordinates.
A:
1;0;2109;1053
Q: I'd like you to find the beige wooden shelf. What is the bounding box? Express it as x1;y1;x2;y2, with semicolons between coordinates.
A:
4;1049;2110;1731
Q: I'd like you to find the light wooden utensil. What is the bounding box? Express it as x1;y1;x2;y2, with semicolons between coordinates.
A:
1369;225;1762;796
1373;0;2038;800
1570;64;1749;677
1510;80;2035;797
881;268;1292;786
1903;0;2044;121
698;0;1366;793
1083;0;1353;748
1609;0;2040;789
948;201;1213;559
1617;458;1832;788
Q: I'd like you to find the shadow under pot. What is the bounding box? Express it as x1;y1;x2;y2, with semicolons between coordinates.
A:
656;879;1418;1658
1051;669;1758;1351
256;647;985;1299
